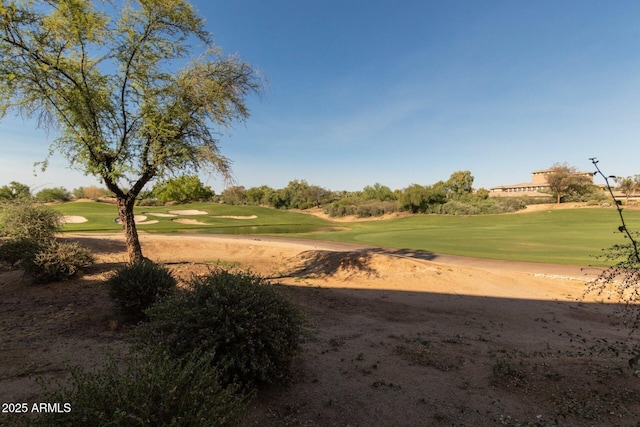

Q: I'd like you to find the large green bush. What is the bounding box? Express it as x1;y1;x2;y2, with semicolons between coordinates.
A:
107;259;177;322
31;350;246;427
22;240;94;284
34;186;71;203
0;201;94;282
0;201;61;241
140;269;303;389
152;175;214;203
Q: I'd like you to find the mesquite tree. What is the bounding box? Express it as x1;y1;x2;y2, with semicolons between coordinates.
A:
0;0;261;261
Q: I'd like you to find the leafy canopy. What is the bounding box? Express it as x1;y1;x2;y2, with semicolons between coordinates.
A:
0;0;261;197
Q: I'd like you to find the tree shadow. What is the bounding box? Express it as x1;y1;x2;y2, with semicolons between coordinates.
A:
283;247;436;279
58;235;126;256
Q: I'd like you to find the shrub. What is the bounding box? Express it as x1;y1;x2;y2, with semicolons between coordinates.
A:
324;201;357;217
31;350;246;427
438;200;478;215
140;269;303;389
355;200;400;218
34;186;71;203
0;201;61;241
135;197;165;206
0;238;40;269
152;175;214;203
107;259;177;322
22;240;94;284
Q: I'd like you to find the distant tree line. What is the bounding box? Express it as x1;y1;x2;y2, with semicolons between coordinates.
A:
212;171;531;216
0;163;617;217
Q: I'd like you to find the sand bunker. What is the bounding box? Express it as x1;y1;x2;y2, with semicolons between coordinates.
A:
168;210;208;215
172;218;208;225
144;212;178;218
62;215;88;224
114;215;159;225
211;215;257;220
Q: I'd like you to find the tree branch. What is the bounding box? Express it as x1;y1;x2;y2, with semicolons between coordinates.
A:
590;157;640;263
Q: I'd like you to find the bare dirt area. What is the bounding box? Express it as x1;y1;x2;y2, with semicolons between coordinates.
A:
1;233;639;426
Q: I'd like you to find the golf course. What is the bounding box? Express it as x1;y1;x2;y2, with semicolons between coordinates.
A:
54;201;640;266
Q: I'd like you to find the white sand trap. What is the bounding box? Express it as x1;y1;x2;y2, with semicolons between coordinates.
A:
114;215;159;225
211;215;257;220
172;218;208;225
144;212;178;218
168;209;208;215
62;215;88;224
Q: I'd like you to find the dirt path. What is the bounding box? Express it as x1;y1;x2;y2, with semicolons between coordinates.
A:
1;232;638;426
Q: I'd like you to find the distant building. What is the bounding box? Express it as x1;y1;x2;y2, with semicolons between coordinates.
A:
489;169;594;197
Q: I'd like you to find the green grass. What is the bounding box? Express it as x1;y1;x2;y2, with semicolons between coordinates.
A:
288;208;640;265
53;201;640;265
55;201;330;233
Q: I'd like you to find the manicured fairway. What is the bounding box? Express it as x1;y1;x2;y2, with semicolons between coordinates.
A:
55;202;330;233
288;208;640;265
54;202;640;265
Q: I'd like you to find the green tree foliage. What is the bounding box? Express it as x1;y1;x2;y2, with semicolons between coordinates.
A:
445;170;474;198
245;185;274;205
278;179;332;209
34;186;71;202
362;183;397;202
400;183;447;213
0;0;261;261
234;180;332;209
220;185;247;205
615;175;640;204
0;181;31;201
545;163;593;204
152;175;213;203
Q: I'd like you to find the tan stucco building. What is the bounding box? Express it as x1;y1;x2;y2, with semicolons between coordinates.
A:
489;169;594;197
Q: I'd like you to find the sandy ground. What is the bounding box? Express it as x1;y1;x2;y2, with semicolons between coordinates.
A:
1;232;639;426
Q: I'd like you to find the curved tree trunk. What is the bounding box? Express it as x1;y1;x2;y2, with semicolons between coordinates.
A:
116;195;143;262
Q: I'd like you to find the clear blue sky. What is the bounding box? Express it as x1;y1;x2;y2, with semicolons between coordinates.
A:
1;0;640;194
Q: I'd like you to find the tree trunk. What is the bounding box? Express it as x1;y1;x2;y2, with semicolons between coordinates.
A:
116;195;144;262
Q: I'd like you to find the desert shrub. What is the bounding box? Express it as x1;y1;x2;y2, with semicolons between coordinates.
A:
140;268;303;389
0;201;61;241
34;186;71;203
135;197;164;206
438;200;478;215
492;197;527;212
355;200;400;218
434;198;527;215
107;259;177;322
22;240;94;284
0;238;40;269
0;181;31;201
31;350;246;427
324;201;357;217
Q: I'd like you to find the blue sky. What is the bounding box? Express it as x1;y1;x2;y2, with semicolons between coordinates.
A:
1;0;640;194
